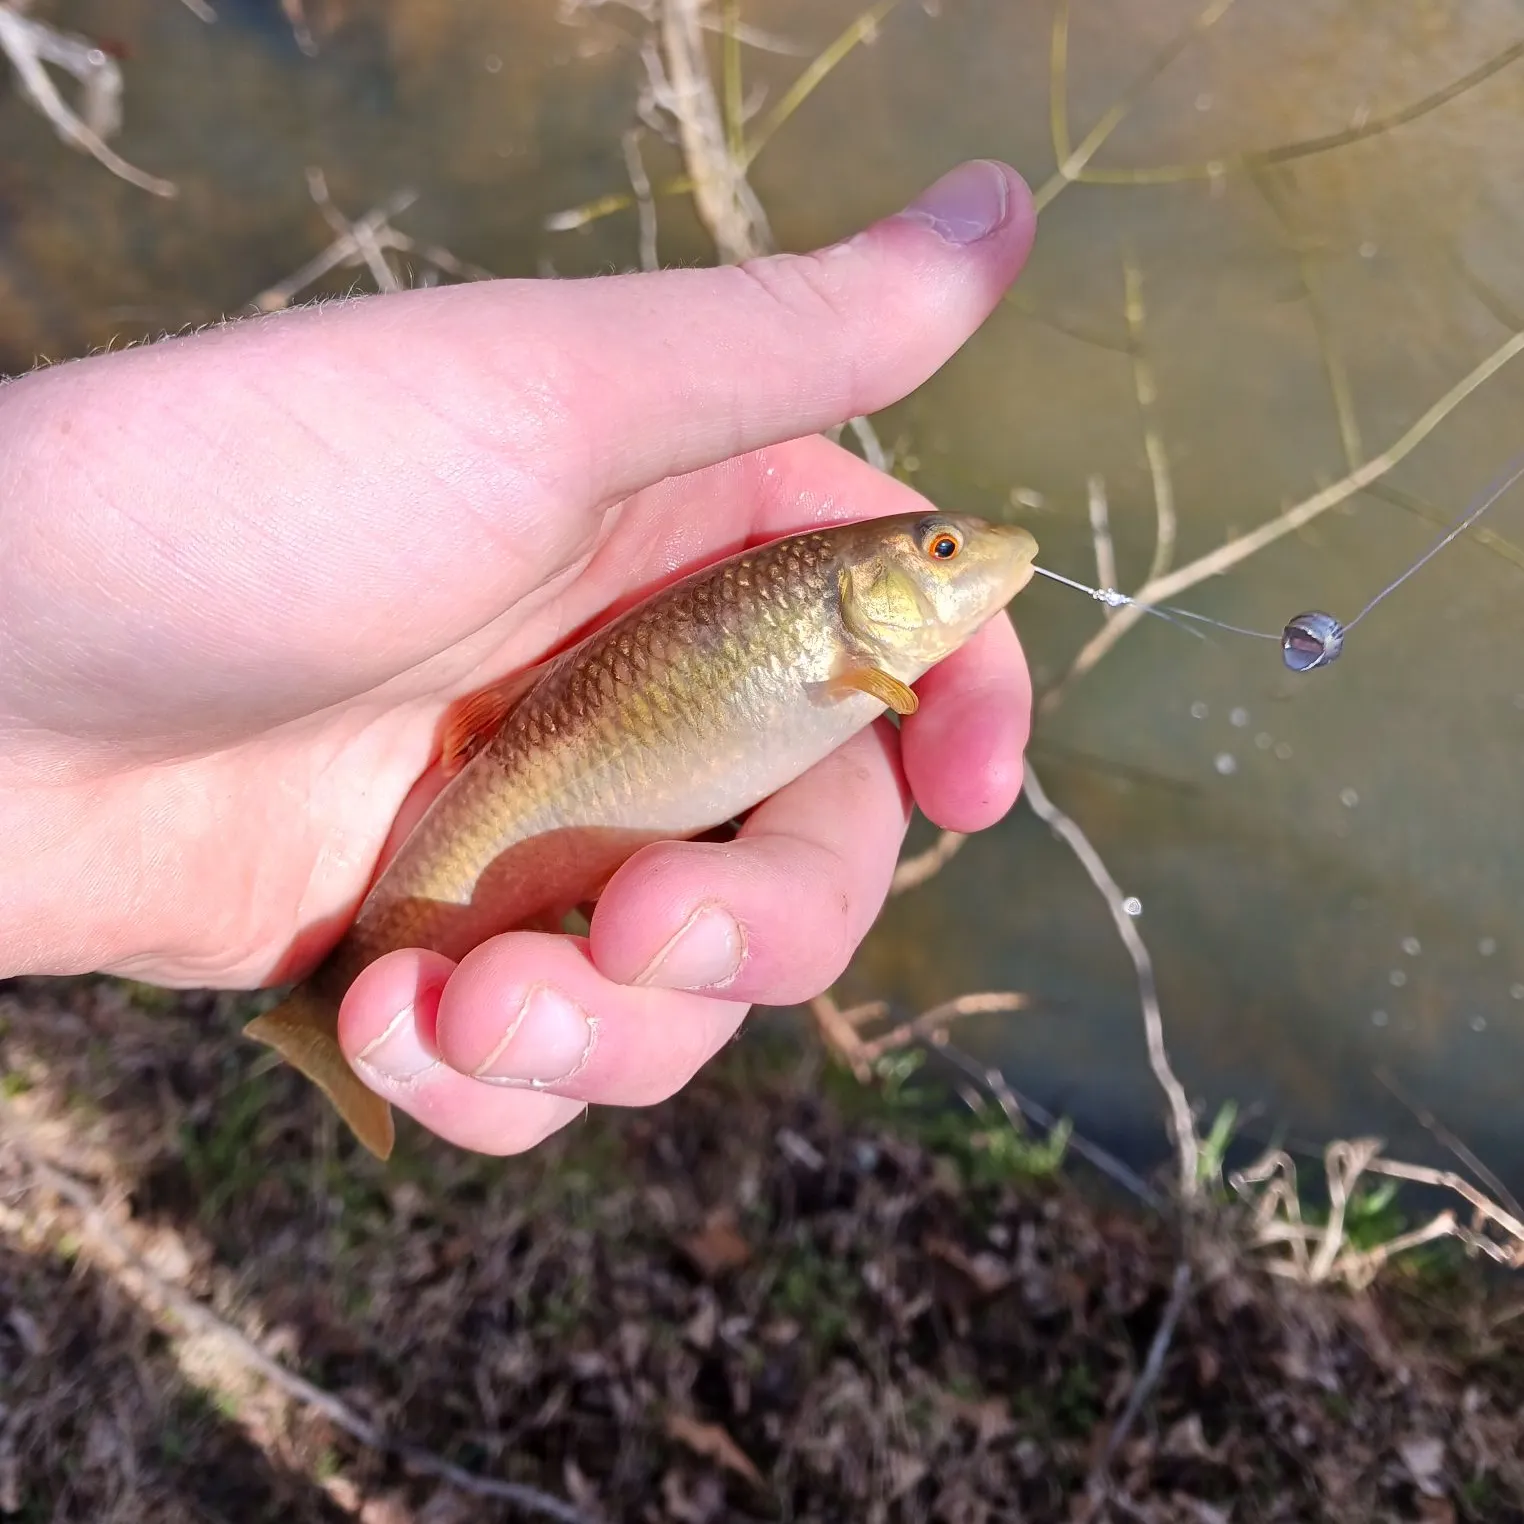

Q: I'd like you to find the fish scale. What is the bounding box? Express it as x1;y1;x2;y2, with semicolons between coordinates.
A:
245;511;1038;1158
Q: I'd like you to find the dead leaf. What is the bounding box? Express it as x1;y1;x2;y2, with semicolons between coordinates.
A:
677;1210;751;1278
886;1450;929;1500
1162;1413;1216;1461
925;1234;1012;1295
665;1413;765;1489
1398;1434;1446;1498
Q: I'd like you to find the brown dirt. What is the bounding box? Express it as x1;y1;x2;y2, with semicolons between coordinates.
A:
2;973;1523;1524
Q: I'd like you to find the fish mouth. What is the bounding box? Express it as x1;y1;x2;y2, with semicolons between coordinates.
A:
992;522;1040;598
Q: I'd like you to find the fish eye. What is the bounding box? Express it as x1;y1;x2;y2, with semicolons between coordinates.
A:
917;520;963;561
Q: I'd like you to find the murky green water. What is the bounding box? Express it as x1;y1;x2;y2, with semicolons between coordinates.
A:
4;0;1523;1187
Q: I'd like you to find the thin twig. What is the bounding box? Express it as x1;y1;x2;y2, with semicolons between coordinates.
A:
1074;36;1524;187
1088;1259;1193;1495
1042;325;1524;712
622;128;660;271
856;991;1029;1064
890;829;967;895
0;3;176;197
4;1136;602;1524
1034;0;1242;214
1021;764;1199;1197
738;0;899;172
1122;259;1177;585
928;1038;1163;1209
1369;479;1524;574
546;0;898;232
1374;1066;1524;1223
251;169;494;313
1253;166;1364;472
1087;474;1118;619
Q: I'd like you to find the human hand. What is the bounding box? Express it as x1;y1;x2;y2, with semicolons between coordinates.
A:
0;160;1036;1154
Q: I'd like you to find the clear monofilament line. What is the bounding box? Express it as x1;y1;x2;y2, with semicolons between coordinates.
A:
1343;451;1524;632
1029;564;1280;644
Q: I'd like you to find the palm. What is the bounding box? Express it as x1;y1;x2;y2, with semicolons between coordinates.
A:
95;436;894;990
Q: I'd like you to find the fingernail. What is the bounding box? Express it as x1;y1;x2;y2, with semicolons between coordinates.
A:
897;160;1010;246
355;1004;440;1082
471;984;598;1089
635;903;745;991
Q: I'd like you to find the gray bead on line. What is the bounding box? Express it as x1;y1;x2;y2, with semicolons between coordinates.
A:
1281;611;1345;672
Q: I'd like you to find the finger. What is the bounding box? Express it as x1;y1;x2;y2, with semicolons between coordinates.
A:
337;947;593;1156
900;610;1032;832
587;721;911;1003
337;931;750;1156
436;932;746;1110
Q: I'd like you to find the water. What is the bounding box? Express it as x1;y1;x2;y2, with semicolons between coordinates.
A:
4;0;1524;1191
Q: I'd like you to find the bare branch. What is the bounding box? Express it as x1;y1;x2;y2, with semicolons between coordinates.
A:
0;4;176;197
1021;764;1199;1197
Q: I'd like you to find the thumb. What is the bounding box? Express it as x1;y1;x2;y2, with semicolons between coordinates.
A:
222;158;1036;511
0;163;1034;743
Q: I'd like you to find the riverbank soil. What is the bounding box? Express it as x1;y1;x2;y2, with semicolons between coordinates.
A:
3;975;1522;1523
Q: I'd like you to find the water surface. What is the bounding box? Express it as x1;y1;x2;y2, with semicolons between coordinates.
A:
4;0;1523;1189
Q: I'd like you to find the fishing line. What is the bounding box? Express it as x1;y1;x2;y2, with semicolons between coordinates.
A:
1030;450;1524;674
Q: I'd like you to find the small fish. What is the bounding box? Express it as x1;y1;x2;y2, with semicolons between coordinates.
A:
247;512;1039;1158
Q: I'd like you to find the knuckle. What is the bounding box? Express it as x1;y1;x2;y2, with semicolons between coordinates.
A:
728;250;858;329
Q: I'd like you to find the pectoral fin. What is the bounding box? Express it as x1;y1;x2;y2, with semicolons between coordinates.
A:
244;984;397;1160
439;663;546;776
829;666;919;716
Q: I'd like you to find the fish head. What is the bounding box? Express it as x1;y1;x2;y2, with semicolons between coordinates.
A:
836;512;1038;673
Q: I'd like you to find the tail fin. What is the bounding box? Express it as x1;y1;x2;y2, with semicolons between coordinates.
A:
244;983;397;1160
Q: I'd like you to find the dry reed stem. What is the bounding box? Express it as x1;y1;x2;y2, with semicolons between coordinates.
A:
722;0;745;161
889;827;967;895
251;169;494;313
547;0;897;231
622;128;660;271
646;3;890;462
1253;166;1364;473
1086;474;1118;617
660;0;771;262
1370;480;1524;574
1042;325;1524;712
1021;764;1200;1199
1035;0;1242;214
0;3;176;197
2;1126;601;1524
1231;1138;1524;1290
177;0;216;21
1122;259;1178;585
1075;36;1524;187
